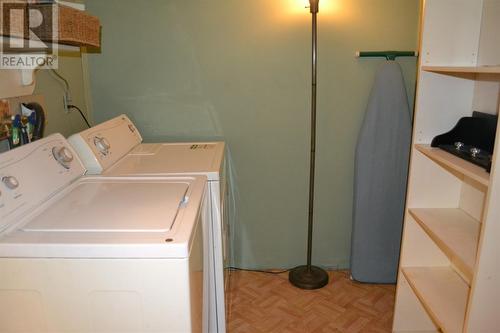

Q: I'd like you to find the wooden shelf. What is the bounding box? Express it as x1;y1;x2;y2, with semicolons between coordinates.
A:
0;36;80;53
422;65;500;75
409;208;480;284
402;267;469;333
415;145;490;188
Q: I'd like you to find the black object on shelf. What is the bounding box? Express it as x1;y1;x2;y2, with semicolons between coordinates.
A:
23;102;46;141
431;112;498;173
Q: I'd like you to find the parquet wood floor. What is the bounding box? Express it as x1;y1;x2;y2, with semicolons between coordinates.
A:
226;270;395;333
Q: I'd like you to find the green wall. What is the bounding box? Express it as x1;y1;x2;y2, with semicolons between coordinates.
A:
34;52;91;138
85;0;419;269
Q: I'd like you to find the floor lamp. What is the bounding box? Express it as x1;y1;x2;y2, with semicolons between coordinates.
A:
289;0;329;290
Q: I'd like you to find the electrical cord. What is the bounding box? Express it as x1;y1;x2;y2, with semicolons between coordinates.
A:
48;68;74;117
49;68;70;91
47;69;91;129
228;267;291;275
67;105;91;128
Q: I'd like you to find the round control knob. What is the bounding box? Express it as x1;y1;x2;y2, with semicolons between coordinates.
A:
470;147;481;158
52;146;74;169
2;176;19;190
454;141;464;150
101;138;111;149
94;137;110;155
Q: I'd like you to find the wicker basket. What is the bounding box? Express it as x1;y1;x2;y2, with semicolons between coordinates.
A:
0;1;27;39
30;3;101;48
0;2;100;48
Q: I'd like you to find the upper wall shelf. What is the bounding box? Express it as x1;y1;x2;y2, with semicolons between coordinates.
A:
0;36;80;53
422;66;500;75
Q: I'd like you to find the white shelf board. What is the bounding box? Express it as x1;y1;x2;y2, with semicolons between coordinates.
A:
415;145;490;189
409;208;480;284
0;36;81;53
422;65;500;75
402;267;469;333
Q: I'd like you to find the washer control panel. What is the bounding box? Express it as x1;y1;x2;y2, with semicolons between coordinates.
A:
0;134;85;231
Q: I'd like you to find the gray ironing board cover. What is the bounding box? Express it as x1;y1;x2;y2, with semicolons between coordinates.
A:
351;61;412;283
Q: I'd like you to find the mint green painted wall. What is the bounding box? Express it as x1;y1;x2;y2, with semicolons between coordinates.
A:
86;0;419;269
34;0;90;138
34;53;91;138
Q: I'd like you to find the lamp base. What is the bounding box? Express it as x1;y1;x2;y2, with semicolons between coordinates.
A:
289;265;329;290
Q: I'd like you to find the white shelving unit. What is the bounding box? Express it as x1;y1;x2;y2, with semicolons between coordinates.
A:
392;0;500;332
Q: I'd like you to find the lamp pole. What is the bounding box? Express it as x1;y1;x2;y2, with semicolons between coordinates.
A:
289;0;329;290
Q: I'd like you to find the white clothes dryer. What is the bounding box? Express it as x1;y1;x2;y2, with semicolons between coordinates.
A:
68;115;229;333
0;134;208;333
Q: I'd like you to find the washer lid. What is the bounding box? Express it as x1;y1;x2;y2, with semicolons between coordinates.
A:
23;181;189;233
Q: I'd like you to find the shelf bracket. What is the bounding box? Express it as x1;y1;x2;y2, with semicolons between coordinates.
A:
20;68;36;86
18;53;55;86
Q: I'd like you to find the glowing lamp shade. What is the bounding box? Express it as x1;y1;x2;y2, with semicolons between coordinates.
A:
284;0;340;17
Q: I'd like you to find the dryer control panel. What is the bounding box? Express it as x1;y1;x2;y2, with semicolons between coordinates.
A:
0;134;85;232
68;114;143;175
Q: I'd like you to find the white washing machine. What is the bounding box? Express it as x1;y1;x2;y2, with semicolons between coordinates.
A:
0;134;208;333
68;115;229;333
